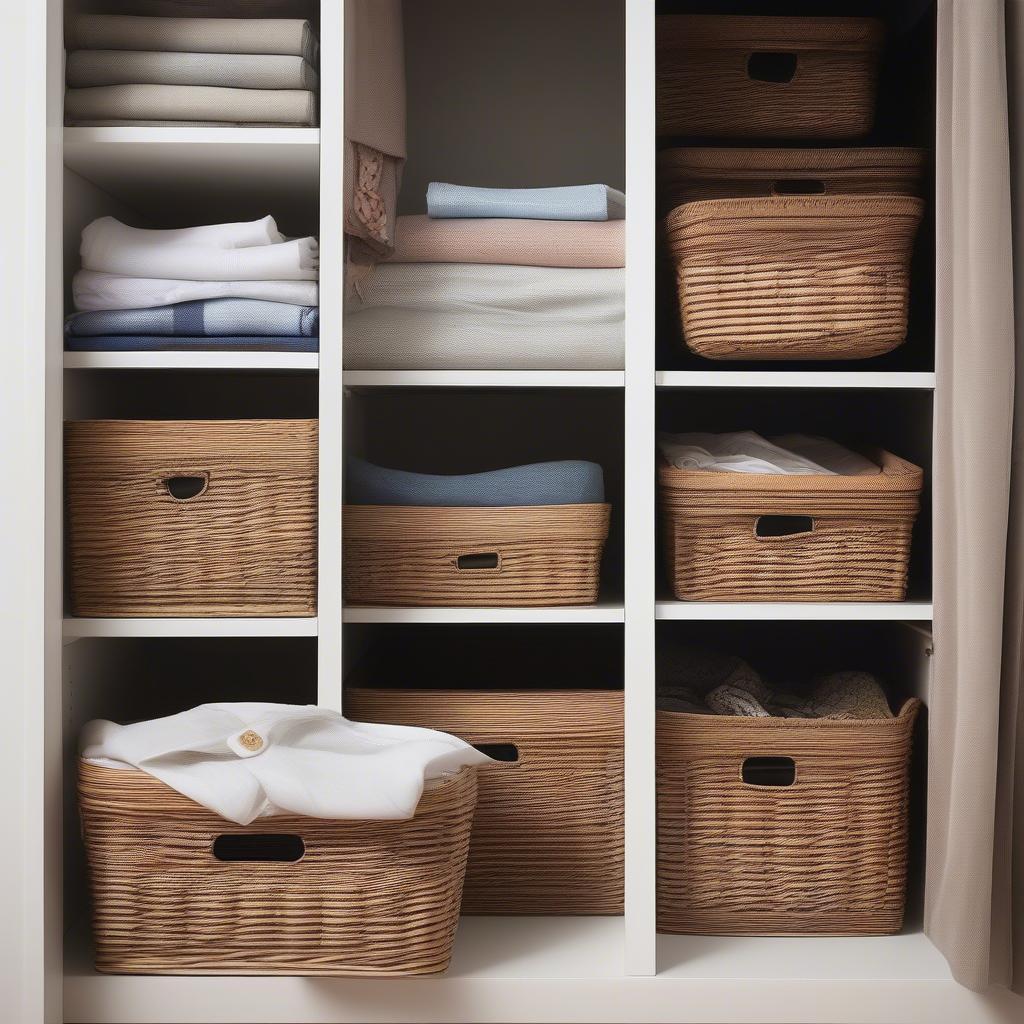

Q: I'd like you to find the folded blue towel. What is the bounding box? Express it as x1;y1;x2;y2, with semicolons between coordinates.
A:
426;182;626;222
65;335;318;352
346;458;605;507
65;298;319;337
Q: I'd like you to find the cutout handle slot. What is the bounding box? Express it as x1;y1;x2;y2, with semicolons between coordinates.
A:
163;473;209;501
456;552;500;571
771;178;826;195
742;756;796;787
213;834;305;862
747;51;798;83
473;743;520;763
755;515;814;538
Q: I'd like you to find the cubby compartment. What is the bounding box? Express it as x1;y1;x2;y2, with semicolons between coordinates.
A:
655;619;930;956
343;388;624;611
343;623;624;915
655;387;932;606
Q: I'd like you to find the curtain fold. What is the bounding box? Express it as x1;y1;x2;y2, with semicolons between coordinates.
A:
928;0;1021;994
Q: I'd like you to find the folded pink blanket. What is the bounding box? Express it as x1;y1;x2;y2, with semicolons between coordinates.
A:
386;215;624;269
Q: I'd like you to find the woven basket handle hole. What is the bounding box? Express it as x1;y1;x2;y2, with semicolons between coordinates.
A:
771;178;826;196
456;552;500;571
212;834;305;862
742;757;796;787
755;515;814;539
473;742;519;763
747;51;798;83
163;473;209;501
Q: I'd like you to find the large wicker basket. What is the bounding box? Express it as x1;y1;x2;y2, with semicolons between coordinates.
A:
79;761;477;975
657;15;885;138
665;194;925;360
658;147;925;212
346;688;624;915
66;419;317;616
343;504;611;606
657;699;921;935
658;449;923;602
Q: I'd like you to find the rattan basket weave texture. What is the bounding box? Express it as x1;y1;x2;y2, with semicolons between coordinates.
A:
346;688;624;915
657;15;884;138
657;699;921;935
665;194;925;360
342;503;611;606
657;147;925;211
658;449;923;602
66;419;317;616
79;761;477;976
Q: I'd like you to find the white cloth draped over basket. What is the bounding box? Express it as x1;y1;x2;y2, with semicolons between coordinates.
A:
81;702;492;825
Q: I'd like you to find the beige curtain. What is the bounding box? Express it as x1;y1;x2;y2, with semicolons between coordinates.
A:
928;0;1022;994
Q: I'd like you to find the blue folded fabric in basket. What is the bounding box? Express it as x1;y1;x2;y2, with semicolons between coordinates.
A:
426;182;625;222
346;458;605;507
64;335;319;352
65;298;319;337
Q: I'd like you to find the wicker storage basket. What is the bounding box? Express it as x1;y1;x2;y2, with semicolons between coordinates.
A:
342;503;611;606
657;699;921;935
346;688;624;915
79;761;477;975
66;419;317;616
658;449;923;602
657;16;885;138
658;147;925;211
665;194;925;360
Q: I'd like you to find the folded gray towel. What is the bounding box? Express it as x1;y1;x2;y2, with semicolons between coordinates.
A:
346;458;605;507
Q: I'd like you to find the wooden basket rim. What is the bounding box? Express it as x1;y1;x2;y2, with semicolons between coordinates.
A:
658;146;926;177
657;14;885;51
666;193;926;230
657;696;921;732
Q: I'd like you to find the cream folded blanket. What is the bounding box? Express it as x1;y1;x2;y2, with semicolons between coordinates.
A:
81;225;318;282
66;50;319;90
65;84;317;127
73;271;318;312
82;703;490;825
68;15;319;63
387;215;624;269
344;264;623;370
83;215;285;251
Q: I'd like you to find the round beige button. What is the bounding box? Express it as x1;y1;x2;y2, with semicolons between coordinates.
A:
238;729;264;752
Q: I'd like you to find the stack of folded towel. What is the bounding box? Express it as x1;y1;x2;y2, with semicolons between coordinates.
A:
67;215;319;353
344;182;626;371
658;647;896;720
64;14;318;127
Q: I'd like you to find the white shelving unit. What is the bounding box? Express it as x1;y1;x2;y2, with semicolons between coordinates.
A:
18;2;1020;1023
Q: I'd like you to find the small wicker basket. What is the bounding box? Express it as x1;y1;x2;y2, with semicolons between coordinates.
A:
665;194;925;360
79;761;478;976
657;15;885;138
657;699;921;935
343;503;611;606
346;688;624;915
66;419;318;616
658;449;923;602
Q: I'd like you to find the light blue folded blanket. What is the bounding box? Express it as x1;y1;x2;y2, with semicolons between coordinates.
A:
426;182;626;222
64;335;318;352
65;298;319;337
346;458;605;507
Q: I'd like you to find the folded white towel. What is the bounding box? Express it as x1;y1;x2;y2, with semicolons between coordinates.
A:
658;431;879;476
81;703;491;825
82;215;284;252
73;270;318;312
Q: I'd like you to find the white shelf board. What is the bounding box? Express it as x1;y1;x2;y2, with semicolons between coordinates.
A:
343;602;625;624
63;919;1024;1024
343;370;625;388
656;371;937;389
62;617;318;640
63;127;319;218
64;351;318;371
656;601;934;621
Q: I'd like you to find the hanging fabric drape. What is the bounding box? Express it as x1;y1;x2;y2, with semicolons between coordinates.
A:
927;0;1022;994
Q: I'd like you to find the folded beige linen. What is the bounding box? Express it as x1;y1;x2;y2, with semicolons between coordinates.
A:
65;84;317;126
386;215;625;269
